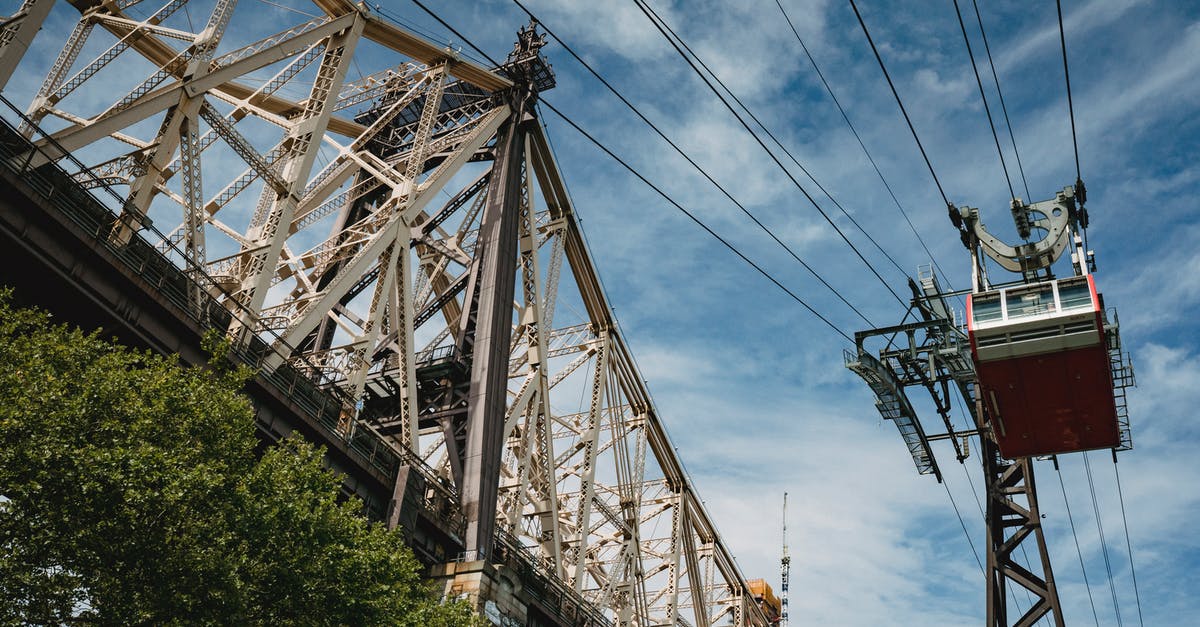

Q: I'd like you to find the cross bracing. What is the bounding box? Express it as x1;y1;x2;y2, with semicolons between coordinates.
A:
0;1;769;624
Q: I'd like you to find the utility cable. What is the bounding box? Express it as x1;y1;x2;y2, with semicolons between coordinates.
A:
1112;460;1145;626
1058;461;1102;626
951;0;1016;201
1083;451;1124;626
630;0;910;310
401;0;857;343
942;479;984;574
405;0;902;314
848;0;950;208
1056;0;1082;185
632;1;910;285
540;100;855;343
510;0;875;327
774;0;955;292
970;0;1031;202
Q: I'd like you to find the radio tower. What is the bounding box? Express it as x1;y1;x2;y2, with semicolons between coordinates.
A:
781;492;790;627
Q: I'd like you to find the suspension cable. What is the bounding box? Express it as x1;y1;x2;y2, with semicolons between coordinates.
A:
509;0;875;327
630;0;910;310
773;0;955;291
541;100;855;343
1083;451;1124;626
1112;459;1145;626
1058;460;1102;626
970;0;1031;202
848;0;950;208
1056;0;1082;185
1055;0;1091;258
631;1;910;284
951;0;1016;201
942;479;984;573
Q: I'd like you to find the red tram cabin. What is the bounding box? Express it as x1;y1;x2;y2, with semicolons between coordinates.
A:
966;275;1121;458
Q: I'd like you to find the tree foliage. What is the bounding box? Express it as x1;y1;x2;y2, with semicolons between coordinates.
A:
0;293;474;625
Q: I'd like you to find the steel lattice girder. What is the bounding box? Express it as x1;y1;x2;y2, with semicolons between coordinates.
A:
4;1;771;625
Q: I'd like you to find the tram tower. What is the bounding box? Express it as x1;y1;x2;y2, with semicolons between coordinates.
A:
846;182;1134;627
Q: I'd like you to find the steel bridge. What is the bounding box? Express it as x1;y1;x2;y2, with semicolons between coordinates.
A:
0;1;771;625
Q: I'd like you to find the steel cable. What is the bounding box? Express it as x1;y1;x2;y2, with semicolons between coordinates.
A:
510;0;876;327
630;1;912;285
1112;460;1145;626
774;0;956;292
1058;461;1102;626
942;479;984;574
1084;451;1124;626
951;0;1016;201
847;0;951;208
1056;0;1082;185
630;0;910;310
970;0;1032;202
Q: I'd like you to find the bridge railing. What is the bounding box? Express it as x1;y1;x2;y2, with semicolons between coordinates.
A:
0;95;408;498
490;527;612;627
0;93;474;533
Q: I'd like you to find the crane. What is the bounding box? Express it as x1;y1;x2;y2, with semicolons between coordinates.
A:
781;492;790;627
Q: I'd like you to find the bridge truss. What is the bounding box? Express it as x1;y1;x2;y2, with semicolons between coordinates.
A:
0;1;769;624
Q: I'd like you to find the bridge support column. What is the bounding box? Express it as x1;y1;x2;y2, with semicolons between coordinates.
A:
433;560;529;627
458;110;533;558
977;393;1064;627
0;0;55;89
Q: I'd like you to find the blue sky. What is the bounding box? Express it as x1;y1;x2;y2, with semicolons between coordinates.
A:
5;0;1198;624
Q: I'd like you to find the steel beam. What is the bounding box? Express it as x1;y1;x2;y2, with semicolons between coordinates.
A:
978;394;1064;627
458;108;530;557
0;0;55;90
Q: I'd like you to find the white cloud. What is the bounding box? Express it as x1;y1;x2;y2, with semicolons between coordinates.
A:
520;0;685;62
996;0;1151;74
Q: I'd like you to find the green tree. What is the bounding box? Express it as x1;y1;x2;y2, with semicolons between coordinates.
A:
0;293;475;625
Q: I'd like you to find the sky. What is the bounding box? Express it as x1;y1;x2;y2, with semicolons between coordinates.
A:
4;0;1198;625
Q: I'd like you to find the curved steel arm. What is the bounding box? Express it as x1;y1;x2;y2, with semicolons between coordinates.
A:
960;186;1078;273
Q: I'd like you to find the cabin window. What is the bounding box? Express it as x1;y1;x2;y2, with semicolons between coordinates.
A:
972;293;1003;323
1058;279;1093;311
1006;285;1055;319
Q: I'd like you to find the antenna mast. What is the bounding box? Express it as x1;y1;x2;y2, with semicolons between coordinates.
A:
781;492;790;627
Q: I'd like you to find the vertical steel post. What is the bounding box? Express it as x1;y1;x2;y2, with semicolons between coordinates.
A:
459;104;531;557
0;0;55;90
978;392;1065;627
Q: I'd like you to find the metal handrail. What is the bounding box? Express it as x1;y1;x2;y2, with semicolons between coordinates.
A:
0;95;406;480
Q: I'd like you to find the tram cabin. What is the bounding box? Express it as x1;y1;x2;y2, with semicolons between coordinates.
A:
966;275;1120;458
